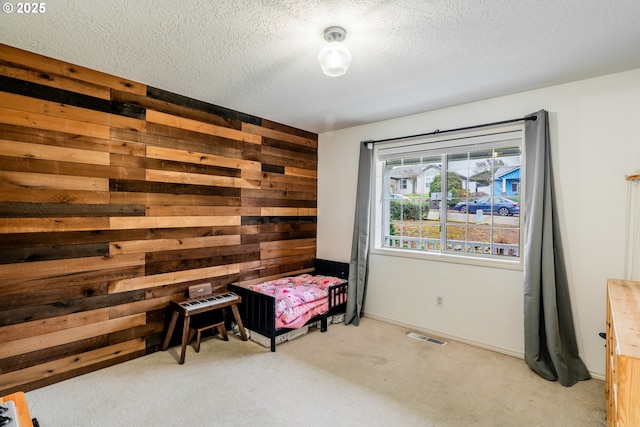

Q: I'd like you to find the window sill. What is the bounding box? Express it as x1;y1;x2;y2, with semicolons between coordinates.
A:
370;246;524;271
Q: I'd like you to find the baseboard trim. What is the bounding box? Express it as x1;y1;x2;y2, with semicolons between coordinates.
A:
363;313;525;359
363;313;606;381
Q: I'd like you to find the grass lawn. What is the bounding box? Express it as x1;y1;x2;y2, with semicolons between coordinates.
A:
393;219;519;244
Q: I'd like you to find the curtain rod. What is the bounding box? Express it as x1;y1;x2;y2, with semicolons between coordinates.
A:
361;115;537;147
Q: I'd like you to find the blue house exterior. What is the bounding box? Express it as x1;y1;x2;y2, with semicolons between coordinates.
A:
493;167;520;197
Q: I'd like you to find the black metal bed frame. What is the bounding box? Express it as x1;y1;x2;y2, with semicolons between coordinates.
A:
227;259;349;352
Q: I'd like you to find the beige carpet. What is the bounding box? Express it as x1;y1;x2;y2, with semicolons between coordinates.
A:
25;317;605;426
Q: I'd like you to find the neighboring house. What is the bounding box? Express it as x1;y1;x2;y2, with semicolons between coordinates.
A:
493;167;520;197
389;163;480;197
388;164;430;195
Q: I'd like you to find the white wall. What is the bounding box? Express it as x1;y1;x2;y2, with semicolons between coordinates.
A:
317;68;640;378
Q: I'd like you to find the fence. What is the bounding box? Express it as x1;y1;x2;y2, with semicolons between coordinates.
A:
385;235;519;257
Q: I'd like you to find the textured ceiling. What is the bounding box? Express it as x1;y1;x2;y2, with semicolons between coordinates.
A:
1;0;640;134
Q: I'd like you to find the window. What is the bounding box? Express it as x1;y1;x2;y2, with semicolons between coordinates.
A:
373;128;523;263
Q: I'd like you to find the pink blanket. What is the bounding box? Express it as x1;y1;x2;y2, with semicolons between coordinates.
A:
248;274;347;329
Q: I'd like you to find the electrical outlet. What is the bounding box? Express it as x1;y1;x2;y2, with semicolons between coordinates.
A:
436;295;444;307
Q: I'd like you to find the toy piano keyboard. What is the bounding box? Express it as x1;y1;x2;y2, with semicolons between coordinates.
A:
0;399;17;427
0;392;36;427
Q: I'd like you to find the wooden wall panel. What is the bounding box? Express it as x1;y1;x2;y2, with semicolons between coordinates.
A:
0;44;318;394
0;44;146;95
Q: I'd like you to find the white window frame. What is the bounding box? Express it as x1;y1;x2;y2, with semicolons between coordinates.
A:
370;125;525;270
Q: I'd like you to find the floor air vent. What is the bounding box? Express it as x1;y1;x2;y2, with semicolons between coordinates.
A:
407;332;447;346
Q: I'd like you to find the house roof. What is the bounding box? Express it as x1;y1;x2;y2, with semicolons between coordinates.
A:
494;167;520;180
389;163;442;179
2;1;639;133
388;165;431;179
388;164;474;181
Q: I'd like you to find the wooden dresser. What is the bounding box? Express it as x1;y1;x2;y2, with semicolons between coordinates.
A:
606;279;640;426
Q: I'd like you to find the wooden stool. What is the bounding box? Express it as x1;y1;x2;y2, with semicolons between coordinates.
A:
161;285;247;364
185;283;229;353
188;319;228;353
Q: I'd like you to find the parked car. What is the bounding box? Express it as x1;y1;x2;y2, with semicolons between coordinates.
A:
453;197;519;216
390;193;410;201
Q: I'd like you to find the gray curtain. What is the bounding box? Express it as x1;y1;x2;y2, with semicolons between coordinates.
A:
523;110;590;386
345;142;373;326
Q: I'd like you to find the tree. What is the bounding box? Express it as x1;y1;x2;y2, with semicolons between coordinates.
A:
430;172;466;206
472;159;506;185
429;172;463;194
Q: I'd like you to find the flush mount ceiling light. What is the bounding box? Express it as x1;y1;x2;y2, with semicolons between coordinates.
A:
317;26;352;77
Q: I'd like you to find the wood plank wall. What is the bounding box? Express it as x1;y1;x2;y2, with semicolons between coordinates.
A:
0;44;318;394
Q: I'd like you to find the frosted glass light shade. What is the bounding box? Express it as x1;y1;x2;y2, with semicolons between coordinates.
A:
318;41;352;77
